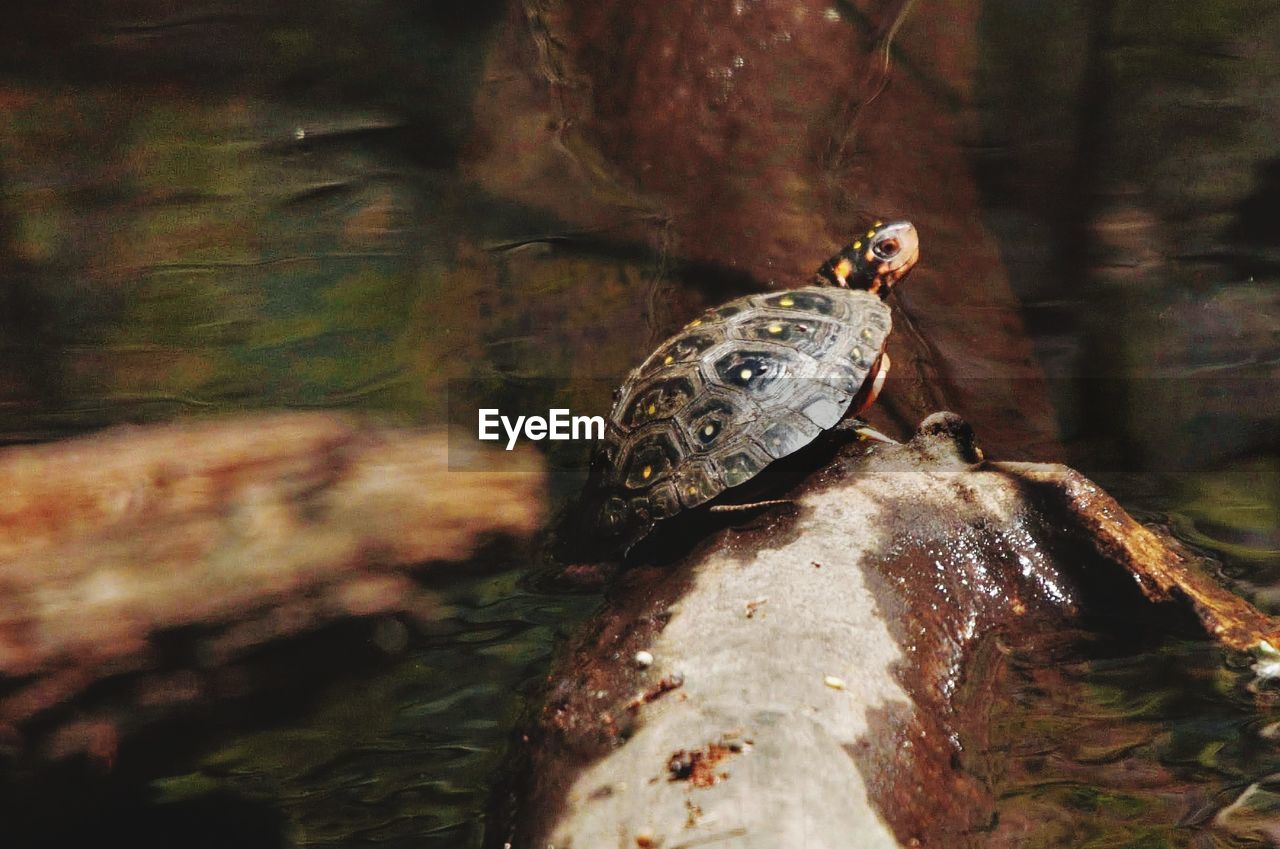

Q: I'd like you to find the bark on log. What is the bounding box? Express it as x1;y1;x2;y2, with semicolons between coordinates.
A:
508;412;1279;849
0;413;543;763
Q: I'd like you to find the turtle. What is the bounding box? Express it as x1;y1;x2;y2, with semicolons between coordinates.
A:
580;219;920;557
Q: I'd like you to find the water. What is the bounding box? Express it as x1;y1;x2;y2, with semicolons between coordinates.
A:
1;0;1279;846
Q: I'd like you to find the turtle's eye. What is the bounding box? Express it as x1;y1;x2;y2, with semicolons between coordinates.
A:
873;238;900;260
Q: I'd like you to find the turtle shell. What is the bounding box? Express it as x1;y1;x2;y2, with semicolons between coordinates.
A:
586;285;892;551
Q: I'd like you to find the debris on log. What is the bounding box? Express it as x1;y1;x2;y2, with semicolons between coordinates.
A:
507;412;1280;849
0;413;543;763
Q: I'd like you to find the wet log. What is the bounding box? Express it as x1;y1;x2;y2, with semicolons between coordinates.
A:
0;413;543;763
508;413;1279;849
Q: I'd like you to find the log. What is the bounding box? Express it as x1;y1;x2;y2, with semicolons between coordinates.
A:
507;413;1279;848
0;413;543;763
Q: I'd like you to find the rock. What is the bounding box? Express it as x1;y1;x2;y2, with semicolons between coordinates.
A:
507;412;1279;848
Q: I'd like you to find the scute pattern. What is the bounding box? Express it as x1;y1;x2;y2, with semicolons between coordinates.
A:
638;331;719;376
757;413;821;459
622;430;683;489
763;290;838;316
623;375;697;427
587;286;892;548
712;348;795;397
738;314;844;358
680;395;737;450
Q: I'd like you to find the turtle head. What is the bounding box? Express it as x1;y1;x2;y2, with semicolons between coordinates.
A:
817;219;919;297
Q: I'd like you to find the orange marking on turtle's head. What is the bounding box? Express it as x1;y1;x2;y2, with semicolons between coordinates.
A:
833;258;854;285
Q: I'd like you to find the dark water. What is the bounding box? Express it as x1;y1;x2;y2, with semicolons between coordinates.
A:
976;1;1280;844
1;0;1279;846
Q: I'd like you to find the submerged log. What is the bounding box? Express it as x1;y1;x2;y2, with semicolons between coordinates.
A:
508;413;1279;849
468;0;1060;459
0;413;543;763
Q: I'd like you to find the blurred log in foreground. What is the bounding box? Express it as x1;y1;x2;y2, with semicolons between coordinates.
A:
0;413;543;763
505;413;1279;849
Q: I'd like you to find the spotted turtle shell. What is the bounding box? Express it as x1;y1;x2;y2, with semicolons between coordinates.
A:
588;285;892;549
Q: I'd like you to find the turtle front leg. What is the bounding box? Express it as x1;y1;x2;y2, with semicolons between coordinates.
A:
850;422;899;445
855;352;890;416
839;353;899;444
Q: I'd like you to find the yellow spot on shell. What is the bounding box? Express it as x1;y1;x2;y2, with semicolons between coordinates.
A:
861;327;874;339
834;258;854;280
687;486;697;495
663;355;674;364
866;229;876;238
688;318;702;327
642;465;653;479
767;322;783;334
739;367;754;381
873;220;883;227
852;241;862;250
703;424;716;436
852;347;863;359
778;296;794;307
646;403;656;415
